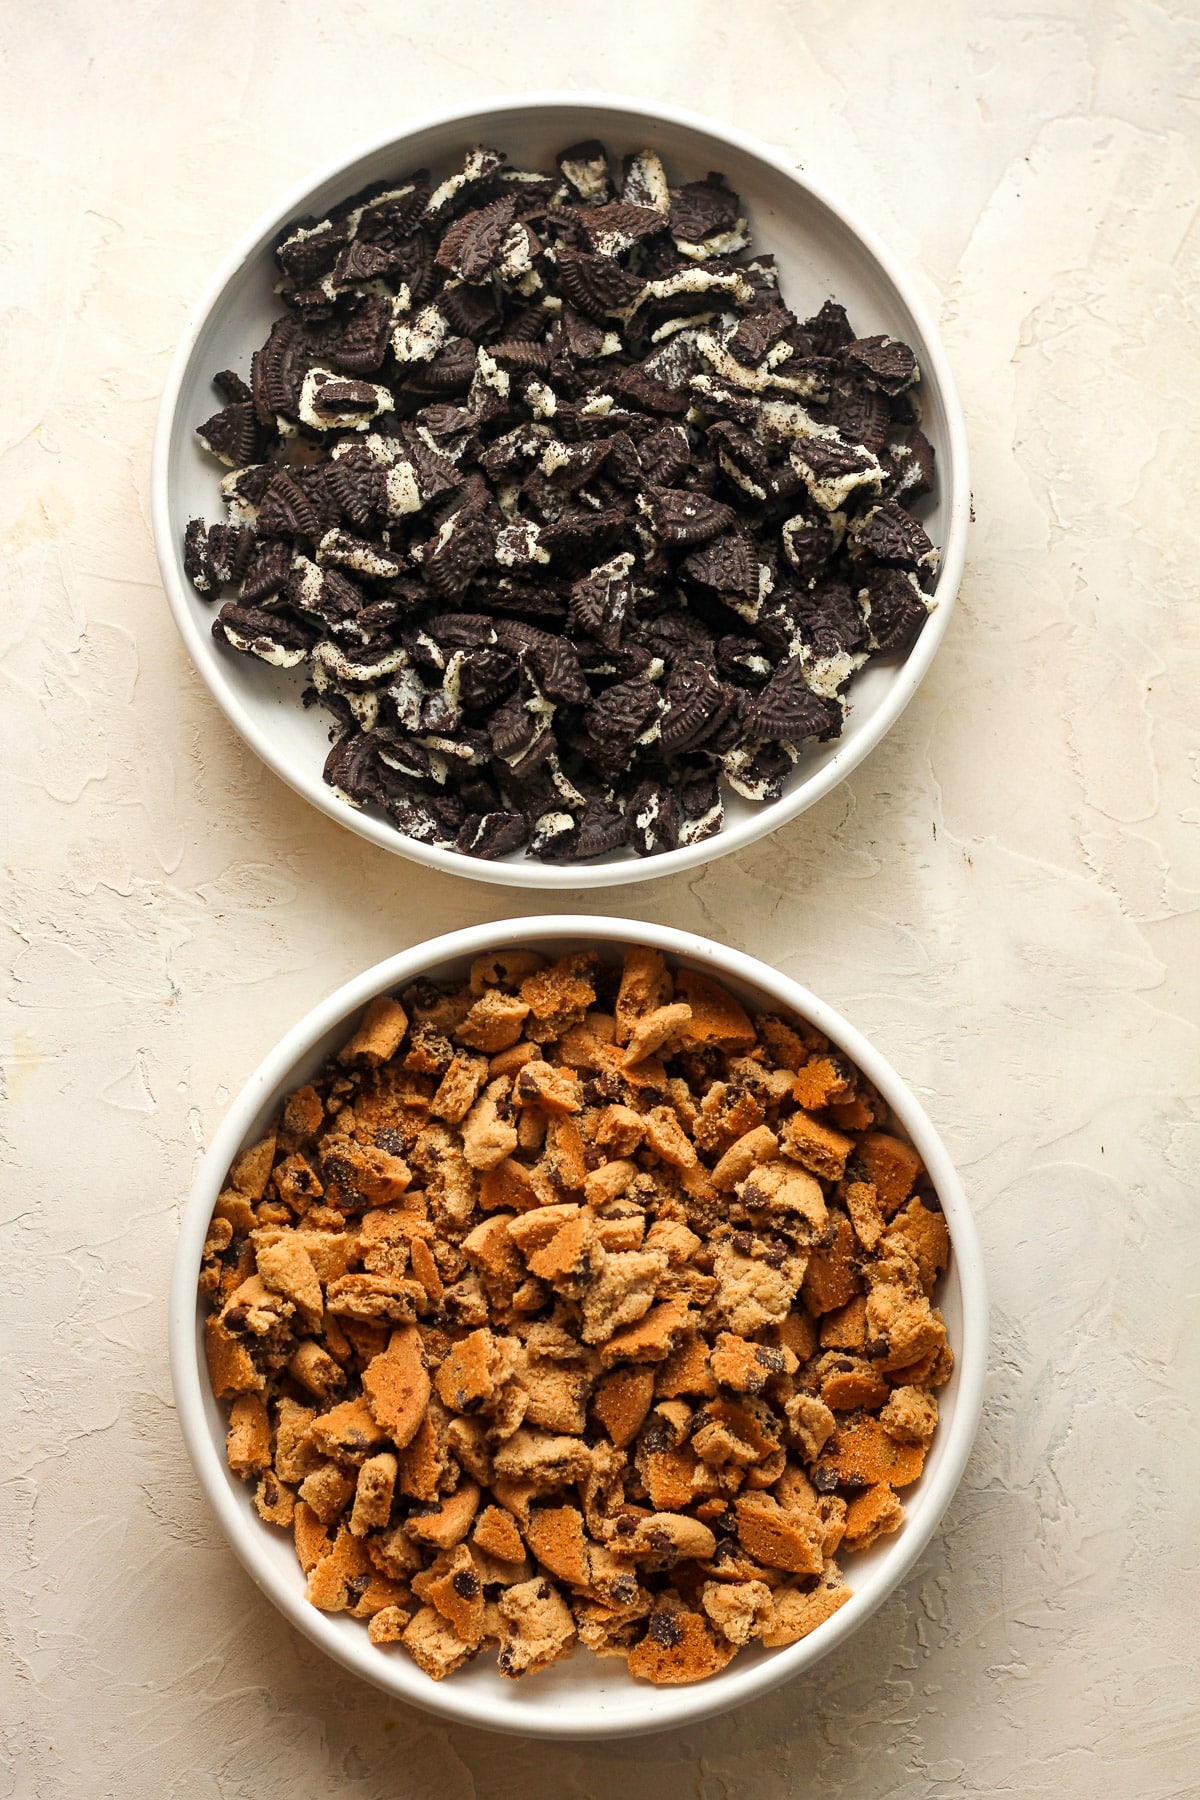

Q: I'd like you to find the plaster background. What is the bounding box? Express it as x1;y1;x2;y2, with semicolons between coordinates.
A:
1;2;1198;1795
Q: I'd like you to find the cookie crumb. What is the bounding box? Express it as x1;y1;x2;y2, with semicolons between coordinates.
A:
200;941;951;1689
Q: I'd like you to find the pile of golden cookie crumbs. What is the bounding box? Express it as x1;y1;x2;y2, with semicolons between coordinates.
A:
202;945;952;1684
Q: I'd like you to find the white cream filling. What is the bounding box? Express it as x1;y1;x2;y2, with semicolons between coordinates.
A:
695;331;824;399
634;790;661;832
802;646;865;698
391;305;448;364
531;809;576;841
721;744;796;801
632;267;754;313
717;448;766;502
287;554;324;612
316;529;401;579
680;795;723;842
622;149;670;214
473;346;511;399
331;431;398;467
541;440;572;478
221;627;307;669
387;664;426;731
219;466;264;525
673;221;751;261
497;222;534;281
298;367;392;431
426;149;498;219
312;640;408;684
525;378;557;419
651;311;717;344
547;757;586;809
385;461;423;517
558;152;610;205
495;521;550;566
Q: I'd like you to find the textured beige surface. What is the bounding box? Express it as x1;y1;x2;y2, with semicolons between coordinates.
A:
2;2;1199;1795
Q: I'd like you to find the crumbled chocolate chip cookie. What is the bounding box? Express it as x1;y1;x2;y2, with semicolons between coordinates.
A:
200;945;952;1685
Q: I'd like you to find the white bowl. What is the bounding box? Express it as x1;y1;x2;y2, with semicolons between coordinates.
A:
152;92;969;889
169;917;987;1738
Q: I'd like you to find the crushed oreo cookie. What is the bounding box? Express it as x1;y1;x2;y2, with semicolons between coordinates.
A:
185;144;939;863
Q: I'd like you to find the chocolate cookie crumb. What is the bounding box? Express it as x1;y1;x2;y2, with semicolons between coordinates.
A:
185;142;940;864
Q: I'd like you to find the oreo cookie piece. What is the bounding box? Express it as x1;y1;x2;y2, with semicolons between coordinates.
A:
240;538;293;604
213;369;251;405
722;741;796;803
821;376;891;456
678;764;724;842
795;580;868;655
745;658;842;745
582;677;664;776
435;196;518;282
206;523;255;590
457;646;519;710
643;489;735;547
456;810;528;859
659;657;730;754
276;215;350;282
185;518;255;597
681;532;759;601
717;634;772;687
639;424;693;487
566;553;635;649
250;317;310;425
883;425;936;503
326;459;385;531
625;775;681;856
421;505;494;601
557;141;614;205
556;251;643;321
727;308;791;366
849;502;938;573
183;518;218;595
780;511;838;586
425;148;506;226
669;175;741;246
324;730;388;806
213;603;315;668
196;402;260;468
553;797;628;862
804;300;854;355
579;202;665;257
355;173;432;248
844;334;918;394
789;435;884;513
861;567;930;654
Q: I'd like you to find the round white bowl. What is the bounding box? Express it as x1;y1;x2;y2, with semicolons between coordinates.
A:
152;92;969;889
170;917;987;1738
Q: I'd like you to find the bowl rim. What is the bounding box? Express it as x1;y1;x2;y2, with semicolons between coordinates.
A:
169;914;988;1739
151;89;970;890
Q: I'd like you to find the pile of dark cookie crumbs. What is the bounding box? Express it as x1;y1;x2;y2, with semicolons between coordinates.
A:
184;142;940;864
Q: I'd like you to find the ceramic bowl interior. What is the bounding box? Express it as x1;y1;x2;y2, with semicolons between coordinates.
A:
153;93;970;888
169;917;987;1738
